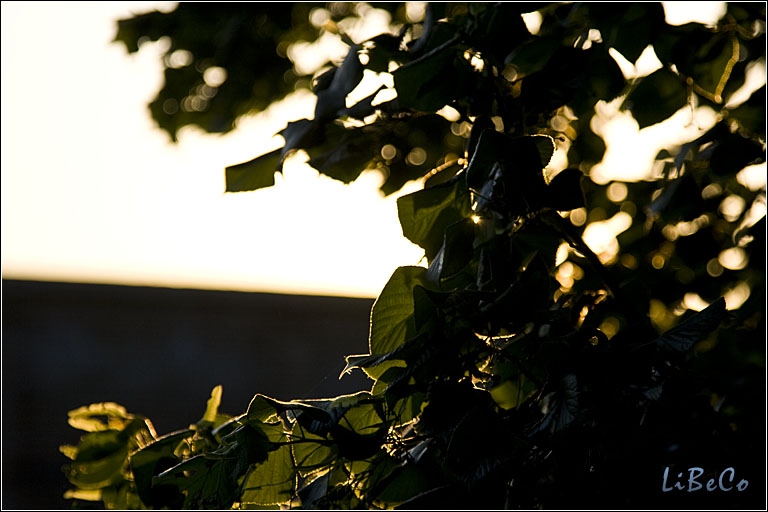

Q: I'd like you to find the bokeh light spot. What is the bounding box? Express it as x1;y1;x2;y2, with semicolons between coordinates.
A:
203;66;227;88
606;182;628;202
381;144;397;160
719;194;746;222
167;49;193;68
406;147;427;166
162;98;178;115
706;258;724;277
718;247;748;270
724;281;751;310
570;207;587;227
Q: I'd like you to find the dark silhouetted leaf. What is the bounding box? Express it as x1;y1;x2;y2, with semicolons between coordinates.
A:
590;3;666;62
729;85;766;139
225;149;282;192
545;168;585;211
393;40;473;112
656;297;726;352
709;132;765;176
622;68;688;128
504;36;560;77
314;45;365;120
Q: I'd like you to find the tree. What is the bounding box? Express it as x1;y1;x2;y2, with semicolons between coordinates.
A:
61;3;765;509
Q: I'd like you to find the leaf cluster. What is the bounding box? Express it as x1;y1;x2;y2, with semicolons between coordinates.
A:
66;3;765;509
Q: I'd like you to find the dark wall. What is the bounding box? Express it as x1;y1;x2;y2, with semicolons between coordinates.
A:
1;279;374;509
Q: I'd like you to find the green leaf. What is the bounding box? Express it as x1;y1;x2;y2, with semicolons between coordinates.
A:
130;429;191;508
65;431;128;490
241;440;295;506
150;423;268;511
246;395;284;423
152;456;219;508
489;374;538;410
397;177;471;260
203;385;223;423
291;429;335;477
369;266;430;356
621;68;688;128
656;297;726;352
225;149;281;193
67;402;130;432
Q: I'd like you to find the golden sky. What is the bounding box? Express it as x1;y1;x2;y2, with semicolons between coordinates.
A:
1;2;763;298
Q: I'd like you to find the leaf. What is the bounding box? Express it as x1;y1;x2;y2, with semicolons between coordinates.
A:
709;132;765;176
530;374;580;435
241;441;295;506
646;174;703;222
655;297;726;352
341;340;421;378
307;139;375;183
225;149;281;193
531;134;556;169
621;68;688;128
397;177;471;261
545;168;585;211
63;489;102;502
279;119;322;158
151;423;267;511
728;85;766;138
369;266;430;356
130;429;191;508
291;429;334;477
590;3;666;63
426;218;475;284
470;4;530;63
67;402;130;432
489;375;538;411
556;373;579;431
203;385;223;423
65;431;128;490
393;40;472;112
246;394;292;423
504;36;560;77
339;85;385;119
466;117;495;164
465;130;507;190
376;465;441;506
152;456;219;508
314;45;364;120
667;28;738;100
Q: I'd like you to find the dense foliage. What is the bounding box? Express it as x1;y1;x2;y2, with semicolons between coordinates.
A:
62;3;765;509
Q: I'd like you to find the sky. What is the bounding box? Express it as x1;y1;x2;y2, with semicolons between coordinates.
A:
1;1;763;298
